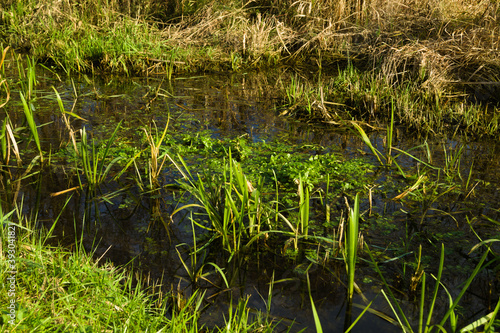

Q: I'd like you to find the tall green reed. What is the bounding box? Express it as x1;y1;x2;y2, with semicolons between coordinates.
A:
298;176;310;235
19;91;43;163
345;193;360;300
16;55;37;101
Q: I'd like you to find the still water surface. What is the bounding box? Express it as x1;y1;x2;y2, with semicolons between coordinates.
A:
2;68;499;332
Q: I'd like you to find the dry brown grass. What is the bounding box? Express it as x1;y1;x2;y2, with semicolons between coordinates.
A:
165;0;500;98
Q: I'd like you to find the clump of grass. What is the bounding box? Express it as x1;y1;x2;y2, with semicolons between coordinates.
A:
366;243;495;333
77;122;123;191
142;120;170;190
0;206;173;331
0;204;296;332
169;150;270;255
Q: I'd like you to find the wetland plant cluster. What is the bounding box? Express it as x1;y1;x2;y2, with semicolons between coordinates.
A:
0;48;499;332
0;0;500;324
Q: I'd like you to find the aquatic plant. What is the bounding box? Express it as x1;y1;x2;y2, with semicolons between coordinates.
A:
142;120;169;189
367;243;493;333
16;55;37;101
77;122;123;190
169;151;265;254
298;176;310;236
345;193;360;301
19;91;43;163
176;216;229;288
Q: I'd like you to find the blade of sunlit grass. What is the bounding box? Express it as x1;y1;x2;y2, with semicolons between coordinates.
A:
307;273;323;333
20;91;43;162
351;121;384;165
346;193;360;300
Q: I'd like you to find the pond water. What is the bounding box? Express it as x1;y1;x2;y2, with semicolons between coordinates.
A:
2;63;500;332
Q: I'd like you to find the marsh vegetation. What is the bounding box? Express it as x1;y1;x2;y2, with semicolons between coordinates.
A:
1;0;499;136
0;0;500;331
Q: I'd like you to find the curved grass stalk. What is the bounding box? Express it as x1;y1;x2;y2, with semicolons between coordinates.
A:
460;298;500;333
1;117;22;166
20;91;43;162
350;121;384;165
346;193;360;300
0;47;10;109
307;273;323;333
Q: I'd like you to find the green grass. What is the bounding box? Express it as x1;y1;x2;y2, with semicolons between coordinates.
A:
0;205;288;332
0;38;498;332
345;193;360;301
19;92;42;163
77;122;124;191
0;206;173;331
366;243;494;333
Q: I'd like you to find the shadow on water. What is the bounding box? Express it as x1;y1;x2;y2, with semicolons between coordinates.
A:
1;65;500;331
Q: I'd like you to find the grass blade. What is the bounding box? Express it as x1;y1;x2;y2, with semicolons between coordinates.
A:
307;273;323;333
346;193;360;300
351;121;384;165
20;91;43;162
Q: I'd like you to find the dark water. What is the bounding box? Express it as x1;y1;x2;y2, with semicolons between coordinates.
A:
1;63;499;332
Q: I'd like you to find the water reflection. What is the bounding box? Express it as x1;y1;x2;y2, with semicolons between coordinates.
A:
1;68;499;332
